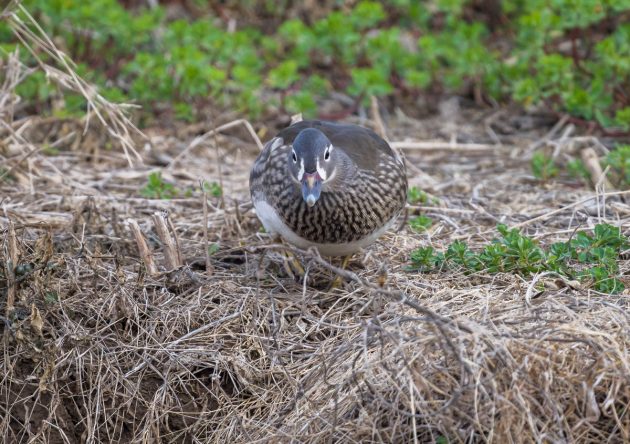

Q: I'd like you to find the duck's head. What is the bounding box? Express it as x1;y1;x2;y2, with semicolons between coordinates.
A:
289;128;337;208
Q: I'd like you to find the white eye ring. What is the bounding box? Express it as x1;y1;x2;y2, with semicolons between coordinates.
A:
324;145;332;161
292;149;297;163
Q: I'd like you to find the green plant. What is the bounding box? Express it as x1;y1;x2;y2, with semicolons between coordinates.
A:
204;181;223;198
208;243;220;255
407;186;429;205
567;158;591;182
551;146;630;188
604;145;630;188
0;167;15;182
141;171;178;199
408;215;432;232
410;246;442;270
531;152;559;181
409;223;628;294
42;144;60;156
3;0;630;128
44;291;59;304
445;240;481;270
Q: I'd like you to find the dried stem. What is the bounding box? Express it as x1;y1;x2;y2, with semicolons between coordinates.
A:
152;211;182;270
126;218;158;275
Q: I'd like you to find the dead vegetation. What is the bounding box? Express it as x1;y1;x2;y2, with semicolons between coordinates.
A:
1;7;630;444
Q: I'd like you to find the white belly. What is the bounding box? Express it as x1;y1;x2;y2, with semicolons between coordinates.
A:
253;200;397;257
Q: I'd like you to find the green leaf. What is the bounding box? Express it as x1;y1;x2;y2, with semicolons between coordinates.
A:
531;152;559;181
45;291;59;304
268;60;299;89
141;171;178;200
348;67;393;102
351;1;386;29
410;246;442;270
204;181;223;198
409;215;432;232
604;145;630;188
285;91;317;117
407;186;429;204
567;159;591;181
614;108;630;130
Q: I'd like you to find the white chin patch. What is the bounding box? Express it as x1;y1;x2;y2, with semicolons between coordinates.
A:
297;159;305;181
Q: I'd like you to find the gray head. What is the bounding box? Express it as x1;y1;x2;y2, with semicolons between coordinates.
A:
289;128;336;207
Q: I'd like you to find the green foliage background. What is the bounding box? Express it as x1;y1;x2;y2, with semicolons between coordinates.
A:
2;0;630;127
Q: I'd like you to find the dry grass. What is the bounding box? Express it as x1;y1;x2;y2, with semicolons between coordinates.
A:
1;10;630;444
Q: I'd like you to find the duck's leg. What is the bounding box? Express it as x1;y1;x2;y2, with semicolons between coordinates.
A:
268;234;305;280
328;255;352;290
281;248;305;279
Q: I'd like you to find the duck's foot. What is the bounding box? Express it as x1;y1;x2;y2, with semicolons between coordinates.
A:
281;249;305;280
327;255;352;290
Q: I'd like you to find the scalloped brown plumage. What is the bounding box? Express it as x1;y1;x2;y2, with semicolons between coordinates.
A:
250;120;407;256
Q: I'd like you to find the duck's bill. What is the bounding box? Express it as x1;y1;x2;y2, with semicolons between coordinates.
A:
301;172;322;207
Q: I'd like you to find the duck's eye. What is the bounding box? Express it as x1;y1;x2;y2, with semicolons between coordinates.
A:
292;150;297;163
324;147;331;161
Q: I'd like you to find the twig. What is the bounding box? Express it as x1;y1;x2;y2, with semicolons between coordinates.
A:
511;190;630;229
526;114;569;154
250;244;465;327
254;244;475;379
126;218;158;275
152;211;182;270
201;181;212;274
409;206;474;214
581;147;614;191
169;118;264;167
525;271;562;306
4;221;19;320
8;7;145;166
390;140;499;152
290;113;303;125
0;119;44;181
370;95;387;141
166;213;183;267
123;311;242;378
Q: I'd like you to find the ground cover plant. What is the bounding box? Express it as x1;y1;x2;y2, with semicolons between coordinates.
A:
411;223;628;294
2;0;630;130
531;145;630;188
1;1;630;443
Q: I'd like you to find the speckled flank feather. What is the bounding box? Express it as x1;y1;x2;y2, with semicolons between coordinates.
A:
250;120;407;253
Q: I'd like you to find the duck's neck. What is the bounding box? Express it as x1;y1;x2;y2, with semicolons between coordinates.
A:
322;156;357;192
